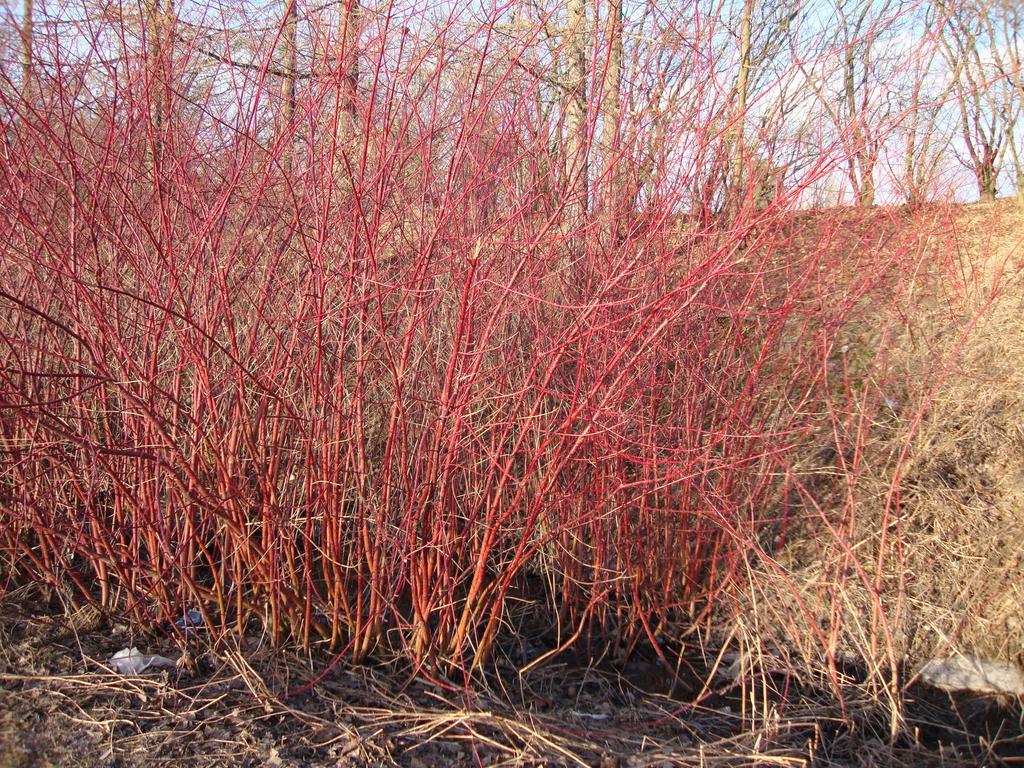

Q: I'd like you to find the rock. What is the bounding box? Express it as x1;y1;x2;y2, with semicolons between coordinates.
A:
918;655;1024;696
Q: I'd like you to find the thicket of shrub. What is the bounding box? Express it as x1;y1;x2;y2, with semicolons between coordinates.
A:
0;1;976;684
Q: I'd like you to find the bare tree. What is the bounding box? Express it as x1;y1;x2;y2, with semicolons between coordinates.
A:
841;0;890;206
564;0;588;225
280;0;299;138
336;0;360;149
900;7;957;205
727;0;795;208
600;0;623;231
801;0;900;208
145;0;174;168
20;0;32;93
937;0;1010;202
984;0;1023;201
731;0;754;191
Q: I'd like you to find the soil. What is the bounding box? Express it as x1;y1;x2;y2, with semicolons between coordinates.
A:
0;586;1021;767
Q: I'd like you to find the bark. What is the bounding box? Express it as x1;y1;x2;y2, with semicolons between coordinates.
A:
333;0;360;184
732;0;754;191
845;44;874;207
146;0;172;170
978;154;998;201
564;0;589;225
21;0;33;93
280;0;299;165
857;161;876;207
337;0;359;136
601;0;623;230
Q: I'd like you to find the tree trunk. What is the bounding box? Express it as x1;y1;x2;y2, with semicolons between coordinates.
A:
333;0;360;185
978;161;997;202
600;0;623;233
732;0;754;193
280;0;298;165
21;0;33;94
857;155;876;207
145;0;172;171
338;0;359;135
564;0;589;226
852;136;875;210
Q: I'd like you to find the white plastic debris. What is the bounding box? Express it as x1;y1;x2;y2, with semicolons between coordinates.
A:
173;609;203;634
570;711;610;721
717;652;746;683
917;655;1024;696
108;647;177;675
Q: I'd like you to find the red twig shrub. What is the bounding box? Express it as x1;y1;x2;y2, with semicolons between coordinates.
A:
0;0;949;676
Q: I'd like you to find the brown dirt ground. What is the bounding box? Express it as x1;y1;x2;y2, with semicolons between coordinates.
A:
0;585;1020;767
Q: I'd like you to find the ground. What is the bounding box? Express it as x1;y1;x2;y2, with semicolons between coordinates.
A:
0;590;1021;767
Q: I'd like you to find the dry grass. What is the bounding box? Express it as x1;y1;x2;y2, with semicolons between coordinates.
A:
725;199;1024;748
886;201;1024;666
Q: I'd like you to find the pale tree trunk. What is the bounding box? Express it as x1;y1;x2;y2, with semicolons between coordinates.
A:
844;46;875;208
731;0;754;192
857;157;876;207
336;0;359;143
21;0;33;95
332;0;360;187
902;38;930;206
903;89;922;205
564;0;589;227
280;0;298;165
999;12;1023;203
977;148;998;201
1005;118;1022;203
1010;137;1024;203
600;0;623;235
146;0;172;171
